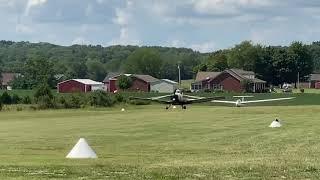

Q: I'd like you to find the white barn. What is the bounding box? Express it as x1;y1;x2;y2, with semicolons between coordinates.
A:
150;79;178;93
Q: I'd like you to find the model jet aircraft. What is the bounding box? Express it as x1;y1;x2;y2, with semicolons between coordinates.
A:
130;89;224;109
212;96;295;107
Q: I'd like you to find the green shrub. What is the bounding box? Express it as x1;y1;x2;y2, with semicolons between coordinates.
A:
16;106;23;111
115;93;126;103
11;94;21;104
117;75;132;90
22;96;32;104
34;84;56;109
61;94;82;109
0;101;2;111
37;95;56;109
34;84;53;102
88;90;115;107
1;92;12;104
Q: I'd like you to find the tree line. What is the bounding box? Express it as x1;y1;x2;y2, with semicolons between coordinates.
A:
0;40;319;89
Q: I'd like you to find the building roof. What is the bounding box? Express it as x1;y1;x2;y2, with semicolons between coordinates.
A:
310;74;320;81
58;79;103;85
251;78;266;83
193;69;266;84
229;69;255;76
162;79;178;84
132;74;159;83
1;73;19;86
103;72;122;82
196;71;221;81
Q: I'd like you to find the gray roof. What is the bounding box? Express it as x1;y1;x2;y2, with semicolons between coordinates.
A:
103;72;121;82
195;71;221;81
162;79;178;84
132;74;159;83
251;78;266;83
310;74;320;81
229;69;255;76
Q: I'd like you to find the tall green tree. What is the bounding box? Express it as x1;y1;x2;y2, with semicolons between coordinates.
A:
22;56;56;88
227;41;260;71
124;48;162;78
287;42;313;83
117;75;132;90
271;47;295;84
207;51;229;71
254;46;275;84
86;60;107;81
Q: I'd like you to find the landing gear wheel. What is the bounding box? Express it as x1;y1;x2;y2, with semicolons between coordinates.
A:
166;106;169;109
182;106;187;109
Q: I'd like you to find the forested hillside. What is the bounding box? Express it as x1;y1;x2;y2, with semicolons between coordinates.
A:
0;40;320;89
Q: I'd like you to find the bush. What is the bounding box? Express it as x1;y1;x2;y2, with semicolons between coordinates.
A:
117;75;132;90
1;92;12;104
16;106;23;111
34;84;56;109
22;96;32;104
115;93;126;103
59;94;82;109
11;94;21;104
34;84;53;102
0;101;2;111
88;90;115;107
214;89;224;93
37;95;56;109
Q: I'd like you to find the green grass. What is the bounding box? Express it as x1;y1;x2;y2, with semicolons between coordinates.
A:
1;105;320;179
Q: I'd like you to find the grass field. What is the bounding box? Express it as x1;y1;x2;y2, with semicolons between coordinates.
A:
1;105;320;179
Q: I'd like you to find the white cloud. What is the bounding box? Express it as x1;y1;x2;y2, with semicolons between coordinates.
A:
113;8;131;26
25;0;47;16
191;0;273;15
15;24;34;34
85;3;93;17
109;0;139;45
108;27;140;46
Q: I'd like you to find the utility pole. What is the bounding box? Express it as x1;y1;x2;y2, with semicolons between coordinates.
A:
178;64;181;87
297;72;300;89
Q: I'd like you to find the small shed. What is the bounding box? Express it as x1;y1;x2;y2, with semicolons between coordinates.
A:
57;79;104;93
150;79;178;93
310;74;320;88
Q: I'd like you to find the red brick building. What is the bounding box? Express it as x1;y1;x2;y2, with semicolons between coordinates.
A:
57;79;104;93
191;69;266;93
103;74;159;92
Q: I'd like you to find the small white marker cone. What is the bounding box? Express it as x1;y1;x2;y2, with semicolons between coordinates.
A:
269;121;282;128
66;138;97;159
173;106;176;109
121;108;125;112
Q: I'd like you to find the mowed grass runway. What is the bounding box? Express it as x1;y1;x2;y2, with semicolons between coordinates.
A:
0;105;320;179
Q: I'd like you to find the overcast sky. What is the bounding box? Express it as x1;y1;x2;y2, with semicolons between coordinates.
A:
1;0;320;52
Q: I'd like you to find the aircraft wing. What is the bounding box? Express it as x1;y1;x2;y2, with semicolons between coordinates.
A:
185;96;225;104
241;97;295;104
211;100;237;104
129;95;172;104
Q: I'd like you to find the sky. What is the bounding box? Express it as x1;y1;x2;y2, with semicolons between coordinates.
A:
1;0;320;52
